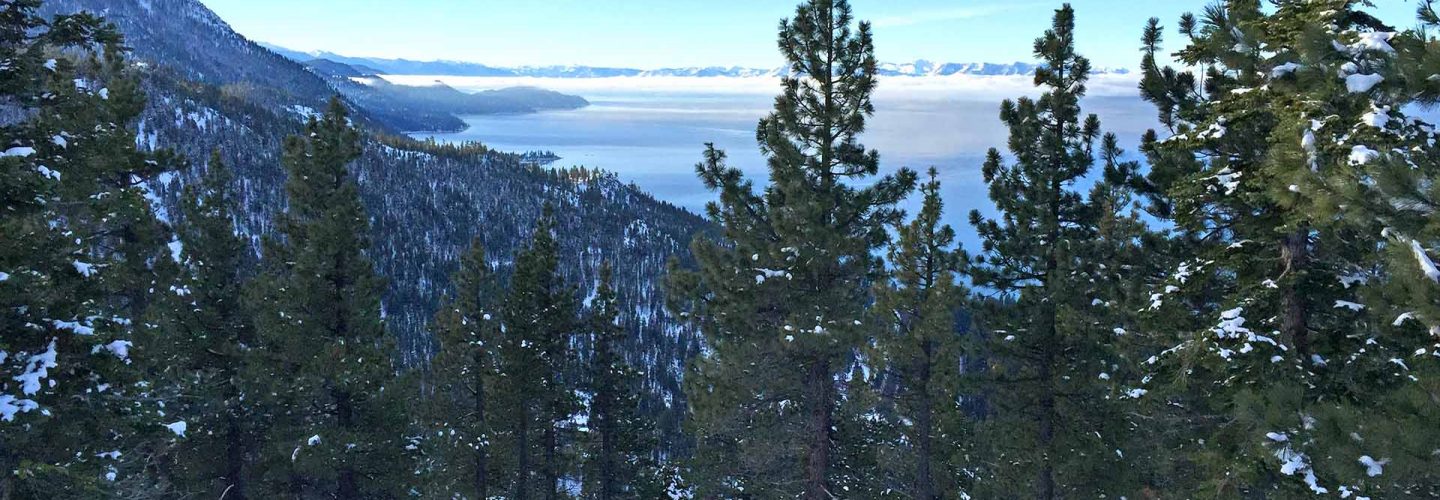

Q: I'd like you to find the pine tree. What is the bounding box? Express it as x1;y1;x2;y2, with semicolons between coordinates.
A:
583;262;659;500
1134;1;1440;495
827;372;893;498
247;98;408;498
494;206;578;500
961;5;1139;497
872;168;966;499
154;151;257;498
0;2;183;496
427;237;500;499
667;0;916;496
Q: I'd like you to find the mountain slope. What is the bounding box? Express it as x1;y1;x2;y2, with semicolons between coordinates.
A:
326;75;588;132
39;1;590;133
47;0;707;453
41;0;344;116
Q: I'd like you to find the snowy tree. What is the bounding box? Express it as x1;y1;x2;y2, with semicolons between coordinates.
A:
1134;1;1440;495
582;262;661;499
0;1;184;496
871;168;967;499
493;206;579;500
425;237;501;499
246;98;408;498
666;0;916;496
961;5;1144;497
149;151;259;498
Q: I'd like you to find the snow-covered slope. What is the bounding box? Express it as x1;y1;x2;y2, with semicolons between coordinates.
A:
44;0;707;453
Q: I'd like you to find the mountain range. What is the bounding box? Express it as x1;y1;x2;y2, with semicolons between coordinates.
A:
304;60;588;132
40;0;705;452
37;0;587;134
263;43;1131;78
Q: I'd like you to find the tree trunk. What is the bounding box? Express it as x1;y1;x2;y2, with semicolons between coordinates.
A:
597;382;615;500
473;352;489;500
1281;229;1310;362
544;417;558;500
222;350;250;500
516;409;530;500
1036;342;1057;500
289;472;305;498
335;388;358;499
0;451;13;500
225;413;249;500
915;355;935;500
802;358;834;500
1036;249;1059;499
1035;126;1064;500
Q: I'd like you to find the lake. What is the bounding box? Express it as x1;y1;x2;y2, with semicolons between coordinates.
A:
400;74;1159;247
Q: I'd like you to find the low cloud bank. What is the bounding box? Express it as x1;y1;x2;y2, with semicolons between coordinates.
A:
382;73;1144;100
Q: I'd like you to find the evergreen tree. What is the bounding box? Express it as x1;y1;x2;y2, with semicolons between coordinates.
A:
495;206;578;500
156;151;257;498
0;2;183;496
827;372;893;498
427;237;501;499
667;0;916;496
1135;1;1440;495
961;5;1139;497
247;98;408;498
583;262;660;500
872;168;966;499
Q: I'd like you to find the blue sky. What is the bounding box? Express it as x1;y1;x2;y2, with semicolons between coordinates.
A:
199;0;1423;69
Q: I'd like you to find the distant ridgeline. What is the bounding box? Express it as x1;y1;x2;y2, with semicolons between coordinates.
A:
13;0;1440;498
265;42;1132;78
37;0;704;456
41;1;588;134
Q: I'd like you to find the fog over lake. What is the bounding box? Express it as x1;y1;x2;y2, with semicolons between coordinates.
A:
403;74;1158;247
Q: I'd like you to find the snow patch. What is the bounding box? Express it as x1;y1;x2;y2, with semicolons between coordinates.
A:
2;147;35;157
52;319;95;335
1345;73;1384;93
95;340;132;361
1348;145;1379;165
0;394;39;422
1350;32;1397;54
14;339;58;395
1271;62;1301;78
1412;240;1440;282
1333;300;1365;311
72;261;97;277
1361;106;1391;129
1358;455;1388;477
168;240;183;263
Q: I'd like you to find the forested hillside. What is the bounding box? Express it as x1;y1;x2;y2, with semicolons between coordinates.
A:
41;0;703;370
17;0;706;488
6;0;1440;499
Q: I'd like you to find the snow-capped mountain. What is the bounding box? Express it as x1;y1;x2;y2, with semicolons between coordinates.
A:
263;44;1129;78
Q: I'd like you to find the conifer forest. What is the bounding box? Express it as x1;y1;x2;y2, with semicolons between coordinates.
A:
6;0;1440;498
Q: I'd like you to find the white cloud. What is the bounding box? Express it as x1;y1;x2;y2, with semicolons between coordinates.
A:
385;73;1142;100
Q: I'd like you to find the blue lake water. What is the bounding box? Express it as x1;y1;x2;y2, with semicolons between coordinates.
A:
409;75;1159;248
